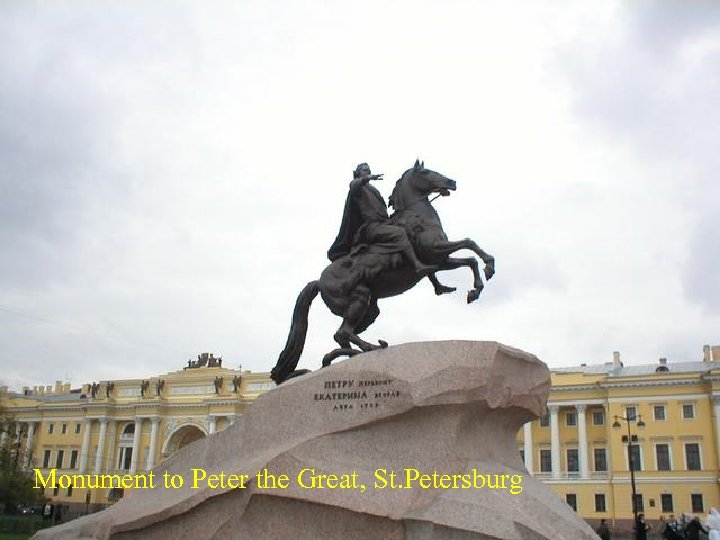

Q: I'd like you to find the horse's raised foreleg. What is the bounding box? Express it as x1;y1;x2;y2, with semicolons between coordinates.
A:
432;239;495;280
437;257;484;303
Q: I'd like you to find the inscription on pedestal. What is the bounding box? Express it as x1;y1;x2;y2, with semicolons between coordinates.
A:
313;378;400;411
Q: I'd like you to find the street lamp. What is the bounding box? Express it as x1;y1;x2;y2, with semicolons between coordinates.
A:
612;414;646;528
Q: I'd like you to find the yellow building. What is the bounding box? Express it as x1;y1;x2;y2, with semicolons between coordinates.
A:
4;344;720;529
0;353;273;516
518;344;720;531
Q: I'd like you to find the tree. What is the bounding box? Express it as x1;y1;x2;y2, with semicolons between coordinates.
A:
0;406;44;513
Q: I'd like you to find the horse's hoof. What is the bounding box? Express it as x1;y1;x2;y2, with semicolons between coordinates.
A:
378;340;388;348
323;347;361;366
467;289;481;303
285;369;311;381
434;285;457;296
484;267;495;280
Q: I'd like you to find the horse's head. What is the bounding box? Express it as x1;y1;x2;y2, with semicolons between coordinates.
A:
389;159;456;211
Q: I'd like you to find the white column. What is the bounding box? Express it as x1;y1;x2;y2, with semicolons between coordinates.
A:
105;421;117;472
78;419;93;473
208;416;217;435
549;405;561;478
146;417;160;470
576;404;588;478
25;422;37;468
523;422;533;473
714;397;720;470
0;426;7;448
14;424;21;461
130;418;143;474
604;403;612;473
94;418;108;474
11;423;21;464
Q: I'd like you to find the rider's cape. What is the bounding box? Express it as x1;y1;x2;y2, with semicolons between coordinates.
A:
328;183;363;261
328;180;395;261
327;186;362;261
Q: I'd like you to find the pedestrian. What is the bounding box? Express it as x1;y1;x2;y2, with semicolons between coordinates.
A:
636;513;650;540
42;501;54;523
685;515;707;540
596;518;611;540
662;514;682;540
707;508;720;540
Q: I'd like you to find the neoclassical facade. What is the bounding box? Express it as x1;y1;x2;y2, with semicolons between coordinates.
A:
0;354;273;512
4;345;720;527
518;345;720;529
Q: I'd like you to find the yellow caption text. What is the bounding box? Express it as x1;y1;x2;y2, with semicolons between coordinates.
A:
34;468;523;495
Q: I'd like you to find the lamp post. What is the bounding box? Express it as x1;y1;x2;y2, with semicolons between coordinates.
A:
612;414;646;529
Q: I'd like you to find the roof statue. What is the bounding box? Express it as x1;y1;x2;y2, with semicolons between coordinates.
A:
271;160;495;384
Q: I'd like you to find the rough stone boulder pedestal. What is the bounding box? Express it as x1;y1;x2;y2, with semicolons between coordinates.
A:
34;341;598;539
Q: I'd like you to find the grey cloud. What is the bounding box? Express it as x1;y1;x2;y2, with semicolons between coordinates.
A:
2;1;719;391
552;4;720;315
554;4;720;162
683;210;720;314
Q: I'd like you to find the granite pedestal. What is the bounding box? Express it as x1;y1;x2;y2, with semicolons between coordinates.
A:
33;341;597;539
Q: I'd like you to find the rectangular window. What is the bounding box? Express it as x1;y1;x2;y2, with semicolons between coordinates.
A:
61;424;67;434
629;445;642;471
656;444;671;471
567;449;579;473
540;414;550;427
47;424;54;434
683;404;695;419
626;406;637;421
75;423;81;434
566;493;577;512
691;494;704;513
595;494;606;512
661;493;674;513
69;450;78;469
540;449;552;472
654;405;666;421
566;412;577;426
594;448;607;472
53;486;59;496
519;449;525;463
67;486;73;497
55;450;64;469
634;494;644;513
685;443;701;470
42;450;51;468
592;411;604;426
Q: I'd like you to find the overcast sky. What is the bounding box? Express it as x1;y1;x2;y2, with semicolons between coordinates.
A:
1;1;718;391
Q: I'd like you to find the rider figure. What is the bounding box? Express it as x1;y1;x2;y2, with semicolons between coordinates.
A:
328;163;434;275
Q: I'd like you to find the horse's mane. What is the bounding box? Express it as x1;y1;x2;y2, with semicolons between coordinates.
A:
389;168;413;211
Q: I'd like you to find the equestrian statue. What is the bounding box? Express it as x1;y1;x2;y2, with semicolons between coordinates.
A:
270;160;495;384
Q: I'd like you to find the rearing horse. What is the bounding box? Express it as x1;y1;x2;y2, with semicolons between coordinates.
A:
271;160;495;384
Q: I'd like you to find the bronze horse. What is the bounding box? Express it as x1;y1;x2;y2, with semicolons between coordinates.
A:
271;161;494;384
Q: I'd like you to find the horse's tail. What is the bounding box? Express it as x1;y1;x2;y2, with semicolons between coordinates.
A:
270;280;320;384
